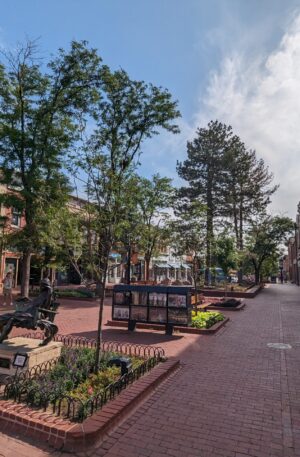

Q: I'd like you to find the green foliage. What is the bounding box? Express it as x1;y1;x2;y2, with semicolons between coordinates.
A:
170;200;206;288
245;215;294;283
16;347;143;410
55;288;95;298
215;234;237;276
0;40;102;294
133;174;174;278
176;120;278;284
191;311;224;329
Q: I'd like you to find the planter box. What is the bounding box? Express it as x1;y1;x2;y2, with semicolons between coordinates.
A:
199;284;262;299
56;295;95;302
0;358;179;452
106;317;229;335
207;301;245;311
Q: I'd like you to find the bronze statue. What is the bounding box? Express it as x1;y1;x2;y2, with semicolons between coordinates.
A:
0;279;59;346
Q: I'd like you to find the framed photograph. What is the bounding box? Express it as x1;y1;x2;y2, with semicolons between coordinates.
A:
139;291;148;306
149;308;167;323
131;291;140;305
149;293;167;307
131;291;148;306
114;292;125;305
113;306;129;320
168;294;186;308
130;306;148;321
168;309;188;325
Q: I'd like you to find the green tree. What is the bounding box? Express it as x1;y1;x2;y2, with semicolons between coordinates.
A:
170;200;206;296
76;66;180;370
134;174;174;281
223;139;278;281
177;121;233;284
0;40;101;296
245;215;294;284
215;234;237;277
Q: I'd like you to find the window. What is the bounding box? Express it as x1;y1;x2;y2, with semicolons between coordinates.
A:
11;208;21;227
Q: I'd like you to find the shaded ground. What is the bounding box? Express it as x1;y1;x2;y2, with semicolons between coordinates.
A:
0;284;300;456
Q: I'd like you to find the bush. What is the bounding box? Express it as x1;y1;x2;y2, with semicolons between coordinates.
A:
55;289;95;298
17;347;144;408
191;311;224;329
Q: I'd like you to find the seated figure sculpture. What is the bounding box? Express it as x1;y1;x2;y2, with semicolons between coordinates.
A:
0;278;59;346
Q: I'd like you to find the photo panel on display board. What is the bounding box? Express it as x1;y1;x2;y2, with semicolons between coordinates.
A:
131;306;148;321
168;308;188;325
168;294;186;308
114;292;125;305
149;293;167;307
131;291;148;306
113;306;129;320
149;307;167;323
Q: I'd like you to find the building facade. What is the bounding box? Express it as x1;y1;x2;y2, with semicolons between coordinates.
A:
287;202;300;285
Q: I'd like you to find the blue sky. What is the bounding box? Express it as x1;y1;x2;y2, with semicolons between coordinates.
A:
1;0;300;216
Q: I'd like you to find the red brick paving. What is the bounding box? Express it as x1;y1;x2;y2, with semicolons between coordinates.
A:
1;284;300;456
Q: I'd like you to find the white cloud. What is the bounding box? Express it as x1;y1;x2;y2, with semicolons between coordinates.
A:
197;11;300;218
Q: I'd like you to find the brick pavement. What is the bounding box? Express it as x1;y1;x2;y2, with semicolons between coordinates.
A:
1;284;300;456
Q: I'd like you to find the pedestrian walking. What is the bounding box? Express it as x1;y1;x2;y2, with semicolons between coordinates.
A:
3;271;13;306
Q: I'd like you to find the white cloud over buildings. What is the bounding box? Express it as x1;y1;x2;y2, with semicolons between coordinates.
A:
198;11;300;217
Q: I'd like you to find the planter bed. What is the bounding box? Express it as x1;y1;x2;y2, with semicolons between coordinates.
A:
199;284;262;299
106;317;229;334
0;357;179;452
55;295;95;302
0;333;171;447
207;301;245;311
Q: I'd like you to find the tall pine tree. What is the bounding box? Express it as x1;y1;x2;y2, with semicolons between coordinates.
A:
177;120;232;284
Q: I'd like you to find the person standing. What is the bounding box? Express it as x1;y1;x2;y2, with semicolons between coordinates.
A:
3;271;13;306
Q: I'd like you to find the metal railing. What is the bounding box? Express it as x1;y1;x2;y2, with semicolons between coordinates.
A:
21;332;165;359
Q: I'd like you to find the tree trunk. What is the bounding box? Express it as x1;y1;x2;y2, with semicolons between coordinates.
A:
205;204;213;286
94;258;109;373
144;254;151;281
21;250;31;297
254;268;260;285
126;243;131;284
237;200;244;284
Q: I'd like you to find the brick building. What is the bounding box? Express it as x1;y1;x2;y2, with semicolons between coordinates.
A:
287;202;300;285
0;184;26;289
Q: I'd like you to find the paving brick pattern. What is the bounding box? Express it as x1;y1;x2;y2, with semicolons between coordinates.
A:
0;284;300;456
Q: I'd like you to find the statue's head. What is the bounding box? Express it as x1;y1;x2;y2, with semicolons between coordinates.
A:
40;278;52;291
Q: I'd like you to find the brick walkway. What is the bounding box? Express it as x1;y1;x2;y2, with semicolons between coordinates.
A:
1;284;300;456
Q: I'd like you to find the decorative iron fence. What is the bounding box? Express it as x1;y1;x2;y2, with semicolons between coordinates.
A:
3;334;165;422
21;332;165;359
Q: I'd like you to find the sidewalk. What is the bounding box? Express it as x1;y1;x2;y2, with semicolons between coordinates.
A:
1;284;300;456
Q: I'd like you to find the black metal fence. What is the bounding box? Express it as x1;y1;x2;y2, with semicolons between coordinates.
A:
21;332;165;359
3;334;165;422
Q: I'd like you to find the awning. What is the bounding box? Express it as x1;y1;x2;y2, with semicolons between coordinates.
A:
168;262;182;269
154;263;169;268
181;263;191;269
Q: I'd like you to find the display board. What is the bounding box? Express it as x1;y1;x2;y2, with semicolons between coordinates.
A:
112;285;192;326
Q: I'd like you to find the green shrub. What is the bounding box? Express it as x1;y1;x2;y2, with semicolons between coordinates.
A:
55;289;95;298
191;311;224;329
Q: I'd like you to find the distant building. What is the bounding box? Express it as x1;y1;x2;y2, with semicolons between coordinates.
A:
287;202;300;285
